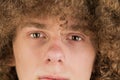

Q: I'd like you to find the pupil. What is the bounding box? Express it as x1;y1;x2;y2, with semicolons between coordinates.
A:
72;36;79;40
34;33;39;38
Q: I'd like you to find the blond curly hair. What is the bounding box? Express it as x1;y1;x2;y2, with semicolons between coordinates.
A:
0;0;120;80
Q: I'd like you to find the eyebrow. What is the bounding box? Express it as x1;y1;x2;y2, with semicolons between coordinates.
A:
67;24;89;32
68;24;94;37
20;22;47;30
69;25;82;31
21;22;90;34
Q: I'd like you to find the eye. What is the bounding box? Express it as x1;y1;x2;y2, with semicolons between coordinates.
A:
71;35;82;41
67;34;84;41
30;32;46;39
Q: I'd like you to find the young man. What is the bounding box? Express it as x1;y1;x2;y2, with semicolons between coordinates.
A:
0;0;120;80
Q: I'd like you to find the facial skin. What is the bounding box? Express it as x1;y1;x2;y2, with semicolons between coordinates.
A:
13;16;96;80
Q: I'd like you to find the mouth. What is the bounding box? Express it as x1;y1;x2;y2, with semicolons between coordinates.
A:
38;76;69;80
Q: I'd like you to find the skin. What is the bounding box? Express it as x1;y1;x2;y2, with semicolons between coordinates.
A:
13;16;96;80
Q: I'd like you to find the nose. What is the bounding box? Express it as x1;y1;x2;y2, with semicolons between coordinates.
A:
44;43;65;64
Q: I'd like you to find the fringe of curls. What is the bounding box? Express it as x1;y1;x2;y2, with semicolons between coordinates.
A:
0;0;120;80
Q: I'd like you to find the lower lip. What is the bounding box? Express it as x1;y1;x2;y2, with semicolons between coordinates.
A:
39;79;55;80
40;79;55;80
39;79;64;80
39;77;68;80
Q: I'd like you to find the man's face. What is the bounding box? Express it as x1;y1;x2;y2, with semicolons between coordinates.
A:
13;16;95;80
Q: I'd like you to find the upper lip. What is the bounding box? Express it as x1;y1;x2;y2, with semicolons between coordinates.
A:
38;75;69;80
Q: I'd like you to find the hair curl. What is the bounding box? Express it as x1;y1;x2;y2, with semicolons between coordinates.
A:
0;0;120;80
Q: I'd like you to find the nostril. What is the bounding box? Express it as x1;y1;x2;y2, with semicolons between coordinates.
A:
58;59;62;62
46;58;62;63
47;58;51;62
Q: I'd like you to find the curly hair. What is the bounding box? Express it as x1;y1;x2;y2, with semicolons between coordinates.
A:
0;0;120;80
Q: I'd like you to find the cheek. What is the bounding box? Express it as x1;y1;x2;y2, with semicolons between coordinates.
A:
13;41;42;79
13;41;41;67
66;43;95;76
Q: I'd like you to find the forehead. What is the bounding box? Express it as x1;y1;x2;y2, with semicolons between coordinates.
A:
20;15;90;32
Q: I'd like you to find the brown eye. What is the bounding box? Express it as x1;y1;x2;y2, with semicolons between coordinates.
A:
67;34;83;41
71;35;82;41
30;32;46;39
